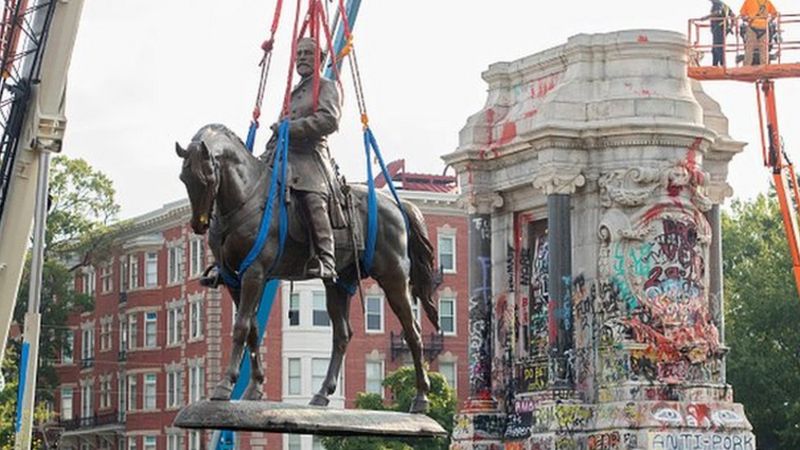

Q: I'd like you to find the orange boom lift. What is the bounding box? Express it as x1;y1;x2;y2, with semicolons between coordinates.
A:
688;12;800;299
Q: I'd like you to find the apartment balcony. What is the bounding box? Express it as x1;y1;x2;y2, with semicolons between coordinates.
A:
79;357;94;369
60;410;124;432
390;331;444;362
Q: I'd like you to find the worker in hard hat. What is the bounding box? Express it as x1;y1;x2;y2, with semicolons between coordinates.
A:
740;0;778;65
703;0;735;66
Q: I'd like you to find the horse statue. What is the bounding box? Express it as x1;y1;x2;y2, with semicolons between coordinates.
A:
175;124;440;413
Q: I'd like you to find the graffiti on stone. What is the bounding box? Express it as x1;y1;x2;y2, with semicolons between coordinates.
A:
649;431;755;450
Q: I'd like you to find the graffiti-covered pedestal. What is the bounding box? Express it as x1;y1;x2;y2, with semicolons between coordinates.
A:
445;30;755;449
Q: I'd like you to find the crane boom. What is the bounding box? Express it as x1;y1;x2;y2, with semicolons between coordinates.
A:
0;0;84;434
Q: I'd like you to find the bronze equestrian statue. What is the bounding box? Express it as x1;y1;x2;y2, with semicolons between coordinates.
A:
175;37;440;413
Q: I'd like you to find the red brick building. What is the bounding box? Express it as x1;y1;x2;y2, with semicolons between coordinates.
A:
54;162;468;450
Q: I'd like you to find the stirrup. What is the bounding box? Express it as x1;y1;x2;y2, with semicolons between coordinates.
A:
306;258;337;281
200;265;224;288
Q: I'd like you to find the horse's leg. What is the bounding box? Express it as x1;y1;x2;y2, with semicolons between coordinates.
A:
241;316;265;400
378;274;430;413
310;283;352;406
211;270;265;400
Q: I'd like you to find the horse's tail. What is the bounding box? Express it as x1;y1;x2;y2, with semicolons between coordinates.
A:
402;199;440;332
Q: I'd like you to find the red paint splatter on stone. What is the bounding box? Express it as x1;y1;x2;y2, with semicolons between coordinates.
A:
498;121;517;145
524;109;539;118
637;35;649;43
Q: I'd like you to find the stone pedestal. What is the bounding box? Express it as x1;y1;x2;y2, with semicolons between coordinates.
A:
444;30;753;449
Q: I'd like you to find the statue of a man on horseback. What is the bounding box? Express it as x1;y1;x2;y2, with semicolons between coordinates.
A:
260;36;345;280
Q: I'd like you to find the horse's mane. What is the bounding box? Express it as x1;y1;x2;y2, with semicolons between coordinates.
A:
191;123;247;151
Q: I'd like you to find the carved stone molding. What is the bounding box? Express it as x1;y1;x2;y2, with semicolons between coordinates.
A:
706;182;734;205
458;191;505;215
532;168;586;195
598;160;713;212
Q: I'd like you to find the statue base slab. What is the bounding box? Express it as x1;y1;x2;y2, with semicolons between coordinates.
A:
174;400;447;438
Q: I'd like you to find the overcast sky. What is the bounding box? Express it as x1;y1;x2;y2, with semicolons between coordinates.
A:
62;0;797;219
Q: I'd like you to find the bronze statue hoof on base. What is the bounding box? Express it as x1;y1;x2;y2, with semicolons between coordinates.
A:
210;381;233;401
309;393;330;407
242;382;264;401
409;395;429;414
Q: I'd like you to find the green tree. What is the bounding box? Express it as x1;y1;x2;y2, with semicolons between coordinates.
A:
722;194;800;449
2;156;119;445
321;366;456;450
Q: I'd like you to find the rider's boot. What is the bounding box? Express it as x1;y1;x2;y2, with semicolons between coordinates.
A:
199;264;224;288
303;192;337;281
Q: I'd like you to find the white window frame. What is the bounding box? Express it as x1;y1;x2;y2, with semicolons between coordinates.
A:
128;314;138;350
144;312;157;348
167;434;182;450
128;436;137;450
143;373;157;410
287;434;301;450
100;321;112;352
168;245;184;284
189;365;204;403
188;431;201;450
365;360;384;398
189;238;205;278
189;299;203;340
143;436;156;450
311;358;329;394
287;358;302;396
100;263;113;294
437;234;456;274
61;387;73;421
439;295;456;336
365;295;384;333
99;377;111;409
439;361;457;393
167;370;182;409
81;327;94;362
127;375;137;411
145;252;158;287
81;382;93;418
118;376;126;417
129;254;140;290
167;306;184;346
82;267;96;297
312;291;329;327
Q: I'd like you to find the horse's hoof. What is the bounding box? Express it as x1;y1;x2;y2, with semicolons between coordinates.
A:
242;383;264;401
210;383;233;401
409;395;429;414
309;393;330;407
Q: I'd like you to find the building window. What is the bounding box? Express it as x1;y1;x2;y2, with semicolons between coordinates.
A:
288;358;301;395
312;291;329;327
144;373;157;410
312;436;325;450
127;375;137;411
143;436;156;450
100;263;113;293
82;268;96;297
288;292;300;327
168;246;184;284
81;383;92;418
81;327;94;362
311;358;329;394
287;435;301;450
129;254;140;290
167;370;182;408
439;295;456;335
190;300;203;339
439;362;457;392
189;365;204;402
120;257;129;292
365;296;383;333
99;377;111;409
118;376;126;416
437;234;456;273
60;387;73;421
189;239;205;277
128;314;137;350
167;306;184;345
145;252;158;287
188;432;201;450
167;435;182;450
62;331;74;364
128;437;137;450
144;312;157;348
365;361;384;397
411;300;421;325
100;321;112;352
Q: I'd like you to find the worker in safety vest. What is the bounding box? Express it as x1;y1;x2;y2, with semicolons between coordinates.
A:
740;0;778;65
261;36;345;281
703;0;735;66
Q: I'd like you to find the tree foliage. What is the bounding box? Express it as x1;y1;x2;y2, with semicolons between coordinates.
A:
321;366;456;450
722;194;800;449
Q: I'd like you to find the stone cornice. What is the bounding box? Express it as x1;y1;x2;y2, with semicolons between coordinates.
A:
532;168;586;195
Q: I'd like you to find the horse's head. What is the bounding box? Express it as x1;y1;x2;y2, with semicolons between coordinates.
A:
176;140;218;234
